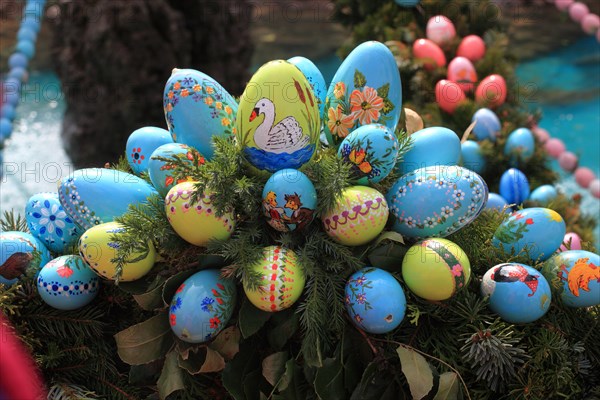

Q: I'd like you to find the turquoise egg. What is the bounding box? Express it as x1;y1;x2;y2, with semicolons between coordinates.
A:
499;168;530;204
147;143;202;197
169;269;237;343
324;41;402;147
163;68;238;159
26;193;81;254
486;193;509;212
288;56;327;118
471;108;500;142
504;128;535;166
386;166;488;239
542;250;599;307
58;169;158;230
37;255;99;310
398;127;460;175
345;267;406;334
481;263;551;323
1;231;51;285
126;126;173;175
529;184;558;204
262;169;317;232
338;124;399;184
492;207;566;262
460;140;486;174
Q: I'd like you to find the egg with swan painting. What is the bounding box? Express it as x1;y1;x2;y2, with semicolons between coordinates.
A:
163;68;238;159
481;263;551;323
26;192;81;254
236;60;320;173
323;41;402;147
1;231;51;286
288;56;327;118
169;269;237;343
125;126;173;175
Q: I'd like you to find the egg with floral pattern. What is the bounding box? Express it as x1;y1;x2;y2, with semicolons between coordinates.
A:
169;269;237;343
126;126;173;175
1;231;51;286
37;255;99;310
542;250;600;307
147;143;204;197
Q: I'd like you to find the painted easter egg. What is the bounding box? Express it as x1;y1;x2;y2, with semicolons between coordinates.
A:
542;250;599;307
481;263;551;323
236;60;320;173
504;128;535;165
78;222;156;282
471;108;500;142
58;169;157;230
386;166;488;239
475;74;507;108
456;35;486;62
243;246;305;312
163;68;238;159
1;231;51;286
492;208;566;262
402;239;471;301
486;193;509;212
288;56;327;118
345;267;406;334
324;41;402;147
499;168;530;204
395;0;420;6
37;255;99;310
412;39;446;71
165;181;235;247
460;140;486;174
435;79;466;113
399;127;460;175
26;193;81;254
262;169;317;232
338;124;399;184
169;269;237;343
559;232;582;252
321;186;389;246
426;15;456;45
126;126;173;175
529;185;558;204
148;143;203;198
447;57;478;92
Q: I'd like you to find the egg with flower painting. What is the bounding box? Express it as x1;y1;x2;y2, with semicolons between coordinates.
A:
163;68;238;159
338;124;399;184
147;143;204;197
426;15;456;45
236;60;320;173
324;41;402;147
169;269;237;343
126;126;173;175
447;57;478;93
542;250;599;307
1;231;51;286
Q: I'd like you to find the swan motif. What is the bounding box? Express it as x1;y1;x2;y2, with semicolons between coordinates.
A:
249;98;309;154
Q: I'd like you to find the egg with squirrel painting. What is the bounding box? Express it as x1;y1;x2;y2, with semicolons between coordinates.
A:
412;38;446;71
324;41;402;147
262;169;317;232
338;124;399;184
402;239;471;301
493;208;566;262
169;269;237;343
386;166;488;239
460;140;486;174
243;246;305;312
321;186;389;246
499;168;530;205
26;192;81;254
288;56;327;118
542;250;599;307
1;231;51;286
165;181;235;247
345;267;406;334
471;108;501;142
426;15;456;45
447;57;478;93
163;68;238;159
504;128;535;166
58;169;157;230
78;222;156;282
37;255;99;310
481;263;551;323
126;126;173;175
398;126;460;175
148;143;205;197
236;60;320;173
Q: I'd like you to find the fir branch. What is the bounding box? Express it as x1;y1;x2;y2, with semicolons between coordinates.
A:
1;210;29;232
108;155;133;174
47;383;100;400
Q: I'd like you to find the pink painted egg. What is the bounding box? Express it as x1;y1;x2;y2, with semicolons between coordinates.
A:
456;35;486;62
436;79;466;114
426;16;456;45
475;74;507;108
559;232;582;252
412;39;446;70
447;57;478;92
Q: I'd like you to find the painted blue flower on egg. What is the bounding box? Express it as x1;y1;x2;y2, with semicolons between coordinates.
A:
32;200;69;236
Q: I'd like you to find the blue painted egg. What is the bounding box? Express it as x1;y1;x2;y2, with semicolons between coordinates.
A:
386;166;488;239
26;193;81;254
262;169;317;232
481;263;551;323
504;128;535;166
499;168;530;204
398;127;460;175
395;0;420;6
529;185;558;203
542;250;599;307
471;108;500;142
58;169;158;230
1;231;51;285
148;143;202;197
460;140;486;174
486;193;509;212
324;41;402;147
163;68;238;159
493;207;566;261
37;255;99;310
169;269;237;343
126;126;173;175
338;124;399;184
288;56;327;118
345;267;406;334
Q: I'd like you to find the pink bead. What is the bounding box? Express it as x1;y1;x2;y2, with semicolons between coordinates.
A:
590;179;600;198
559;232;582;252
569;2;589;22
556;0;573;11
532;126;550;143
544;138;566;158
582;14;600;34
597;27;600;42
574;167;596;188
558;151;578;172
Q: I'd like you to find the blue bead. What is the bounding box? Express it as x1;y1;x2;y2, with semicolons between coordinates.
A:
17;27;37;42
0;118;14;141
8;52;28;69
8;67;28;81
0;104;16;121
16;40;35;59
4;77;22;92
4;90;20;107
21;17;41;33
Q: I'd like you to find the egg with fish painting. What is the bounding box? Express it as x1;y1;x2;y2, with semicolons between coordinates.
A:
236;60;320;173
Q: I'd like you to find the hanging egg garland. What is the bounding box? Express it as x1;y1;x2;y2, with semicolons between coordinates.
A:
1;231;51;286
147;143;203;198
125;126;173;175
542;250;599;308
